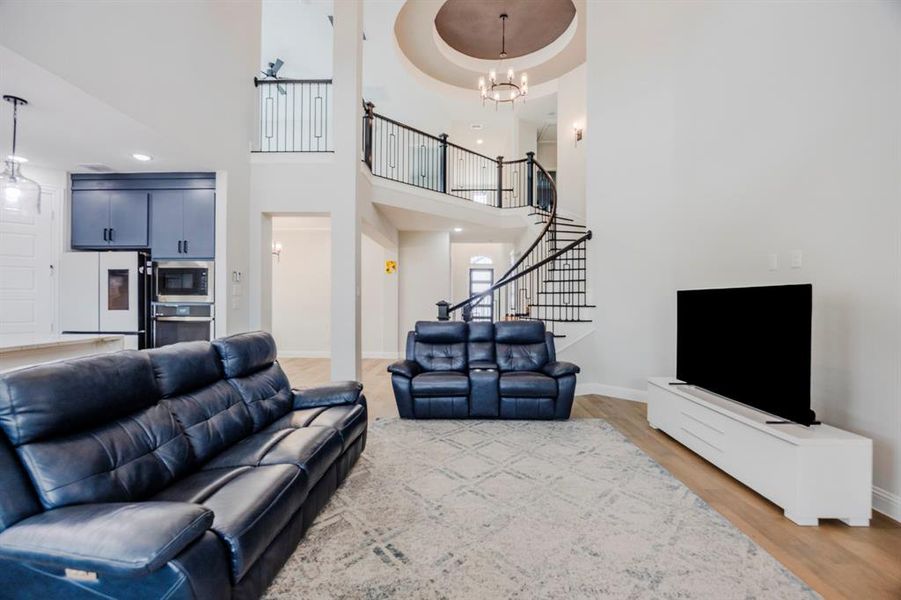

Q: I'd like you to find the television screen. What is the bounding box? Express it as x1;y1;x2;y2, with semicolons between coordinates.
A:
676;284;813;425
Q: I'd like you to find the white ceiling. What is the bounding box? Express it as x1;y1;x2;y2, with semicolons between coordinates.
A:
0;45;202;173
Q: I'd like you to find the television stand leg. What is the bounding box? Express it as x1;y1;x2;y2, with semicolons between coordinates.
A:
784;511;818;526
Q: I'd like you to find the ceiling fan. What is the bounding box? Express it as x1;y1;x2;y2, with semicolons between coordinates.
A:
260;58;287;95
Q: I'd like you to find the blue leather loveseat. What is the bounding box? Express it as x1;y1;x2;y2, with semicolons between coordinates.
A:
388;320;580;419
0;331;367;599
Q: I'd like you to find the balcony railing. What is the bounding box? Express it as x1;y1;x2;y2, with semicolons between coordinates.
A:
253;78;333;152
362;102;551;210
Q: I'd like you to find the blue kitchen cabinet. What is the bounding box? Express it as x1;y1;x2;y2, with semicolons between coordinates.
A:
150;190;215;259
71;190;148;249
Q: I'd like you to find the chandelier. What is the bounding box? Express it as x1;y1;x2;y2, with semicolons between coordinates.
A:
0;95;41;217
478;14;528;106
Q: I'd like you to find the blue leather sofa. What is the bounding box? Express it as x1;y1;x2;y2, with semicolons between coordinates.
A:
388;321;580;419
0;331;367;599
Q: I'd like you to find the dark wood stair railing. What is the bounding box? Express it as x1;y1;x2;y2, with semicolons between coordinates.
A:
359;101;593;337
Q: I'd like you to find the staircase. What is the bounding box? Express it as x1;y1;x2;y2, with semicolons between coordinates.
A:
361;102;593;337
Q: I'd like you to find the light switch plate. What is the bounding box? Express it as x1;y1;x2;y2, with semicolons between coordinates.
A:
791;250;803;269
768;253;779;271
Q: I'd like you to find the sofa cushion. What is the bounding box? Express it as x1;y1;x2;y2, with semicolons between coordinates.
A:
467;321;496;365
494;321;546;344
262;407;328;431
163;381;254;465
147;342;222;398
414;321;467;371
0;501;213;577
499;372;557;398
0;351;157;446
199;464;308;582
154;467;253;504
413;396;469;418
307;405;367;451
212;331;278;379
202;427;342;487
499;397;556;419
18;402;192;509
225;363;293;432
412;372;470;397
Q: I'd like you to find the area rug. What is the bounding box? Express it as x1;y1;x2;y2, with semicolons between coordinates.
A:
264;419;817;599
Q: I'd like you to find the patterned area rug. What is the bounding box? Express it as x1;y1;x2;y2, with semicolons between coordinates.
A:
265;419;817;599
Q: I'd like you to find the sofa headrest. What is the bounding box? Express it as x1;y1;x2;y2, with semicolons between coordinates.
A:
467;322;495;342
0;351;157;446
415;321;467;344
495;320;547;344
212;331;278;378
147;341;223;398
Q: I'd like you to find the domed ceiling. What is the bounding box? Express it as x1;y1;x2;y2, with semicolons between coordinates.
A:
394;0;585;91
435;0;576;60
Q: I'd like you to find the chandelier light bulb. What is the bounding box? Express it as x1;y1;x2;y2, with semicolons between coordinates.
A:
494;91;500;101
478;77;485;90
5;184;21;204
489;70;497;84
507;68;514;82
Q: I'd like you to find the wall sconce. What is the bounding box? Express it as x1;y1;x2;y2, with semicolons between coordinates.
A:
272;242;283;262
573;123;584;145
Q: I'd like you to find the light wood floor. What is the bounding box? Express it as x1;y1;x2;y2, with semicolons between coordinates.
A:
281;358;901;600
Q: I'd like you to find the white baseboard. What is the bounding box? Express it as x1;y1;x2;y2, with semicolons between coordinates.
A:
576;382;647;403
873;486;901;523
278;350;398;360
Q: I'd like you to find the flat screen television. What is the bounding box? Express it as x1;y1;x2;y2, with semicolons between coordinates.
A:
676;284;815;426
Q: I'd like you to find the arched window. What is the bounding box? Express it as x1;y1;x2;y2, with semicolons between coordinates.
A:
470;255;493;265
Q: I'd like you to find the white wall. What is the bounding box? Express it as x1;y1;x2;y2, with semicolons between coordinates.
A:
270;218;397;358
271;226;331;356
584;0;901;516
361;234;399;358
261;0;332;78
556;64;586;217
398;231;451;341
537;141;558;171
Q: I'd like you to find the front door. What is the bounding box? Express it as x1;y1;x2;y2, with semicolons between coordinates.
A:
469;267;494;321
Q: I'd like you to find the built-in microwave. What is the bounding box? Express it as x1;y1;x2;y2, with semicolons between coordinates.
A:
153;260;214;304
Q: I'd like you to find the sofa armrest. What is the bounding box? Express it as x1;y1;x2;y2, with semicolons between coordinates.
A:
0;502;213;577
387;359;421;379
543;361;581;378
292;381;364;409
469;361;498;371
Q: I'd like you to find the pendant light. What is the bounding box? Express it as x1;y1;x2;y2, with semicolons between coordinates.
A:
1;95;41;217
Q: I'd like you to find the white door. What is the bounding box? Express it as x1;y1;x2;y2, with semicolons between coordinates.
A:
99;252;138;332
0;187;55;334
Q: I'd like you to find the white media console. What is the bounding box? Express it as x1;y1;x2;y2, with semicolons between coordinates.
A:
647;378;872;526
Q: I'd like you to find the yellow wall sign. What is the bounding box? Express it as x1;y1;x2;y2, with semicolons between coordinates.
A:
385;260;397;274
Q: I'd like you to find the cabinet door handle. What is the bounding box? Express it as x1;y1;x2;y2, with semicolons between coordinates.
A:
183;240;189;254
178;240;183;254
109;228;114;242
102;228;108;241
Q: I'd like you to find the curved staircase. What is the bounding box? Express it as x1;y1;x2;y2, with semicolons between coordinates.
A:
362;103;593;337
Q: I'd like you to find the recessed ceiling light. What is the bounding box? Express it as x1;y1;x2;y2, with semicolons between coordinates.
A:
453;227;463;233
132;153;152;161
476;139;484;145
7;155;28;163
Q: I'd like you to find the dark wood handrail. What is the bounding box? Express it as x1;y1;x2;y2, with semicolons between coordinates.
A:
254;77;333;86
448;230;592;314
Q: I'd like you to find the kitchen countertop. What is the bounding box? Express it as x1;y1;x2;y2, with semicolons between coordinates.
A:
0;333;125;354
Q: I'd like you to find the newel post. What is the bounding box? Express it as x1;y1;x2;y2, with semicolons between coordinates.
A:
496;156;504;208
439;133;448;194
363;101;375;169
526;151;535;207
